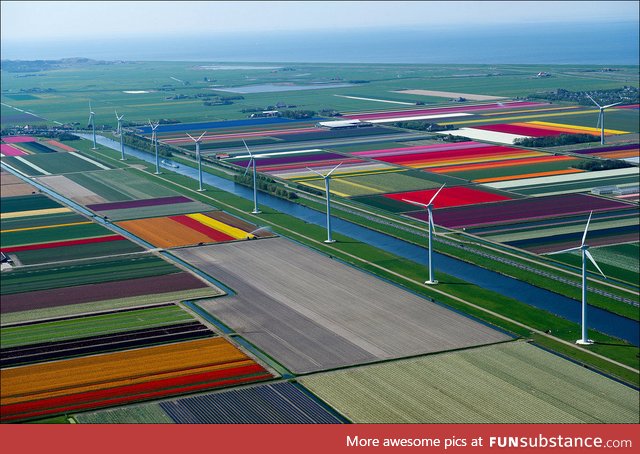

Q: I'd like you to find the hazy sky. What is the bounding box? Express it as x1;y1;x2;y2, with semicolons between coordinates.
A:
2;1;638;42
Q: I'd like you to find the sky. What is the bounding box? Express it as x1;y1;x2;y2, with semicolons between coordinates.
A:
2;1;639;42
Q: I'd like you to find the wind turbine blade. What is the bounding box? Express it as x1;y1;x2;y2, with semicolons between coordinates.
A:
428;183;446;206
547;246;582;256
305;166;326;178
115;110;119;119
197;131;207;141
585;250;607;279
186;133;196;142
326;162;343;177
243;159;252;177
596;111;602;129
602;101;622;109
585;94;602;108
241;139;253;157
401;198;429;209
581;211;593;246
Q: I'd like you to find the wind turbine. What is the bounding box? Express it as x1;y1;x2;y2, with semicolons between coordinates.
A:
548;211;606;345
88;103;96;149
402;183;446;285
305;163;343;243
149;120;160;174
586;94;622;145
115;111;125;160
186;131;208;192
240;139;261;214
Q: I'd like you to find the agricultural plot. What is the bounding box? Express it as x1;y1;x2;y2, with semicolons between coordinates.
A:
0;170;34;196
117;212;259;248
86;195;215;221
3;151;110;176
176;238;510;375
0;337;273;422
473;121;628;137
300;170;445;198
481;167;639;196
568;143;639;161
342;101;547;121
407;193;631;229
64;169;179;201
429;155;587;183
1;135;37;143
352;141;546;169
1;193;63;214
548;242;639;286
0;254;213;314
1;143;27;156
37;175;107;205
76;382;345;424
6;140;58;154
0;304;215;367
300;342;640;423
384;186;513;210
1;199;144;266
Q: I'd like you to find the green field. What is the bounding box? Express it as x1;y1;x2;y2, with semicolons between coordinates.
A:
65;168;185;201
551;242;640;286
300;341;639;423
0;194;61;213
4;152;111;176
1;62;637;128
11;237;144;266
0;304;194;348
1;211;85;230
2;222;114;248
1;254;179;294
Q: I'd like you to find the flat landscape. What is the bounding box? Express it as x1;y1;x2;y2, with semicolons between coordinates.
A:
1;58;638;425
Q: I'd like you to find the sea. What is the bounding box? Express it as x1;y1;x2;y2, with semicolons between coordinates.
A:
1;21;638;65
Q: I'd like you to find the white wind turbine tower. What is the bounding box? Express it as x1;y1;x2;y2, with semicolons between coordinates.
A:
240;139;261;214
88;103;97;149
402;183;446;285
186;131;208;192
548;211;606;345
586;94;622;145
115;111;125;160
149;120;160;174
305;163;343;243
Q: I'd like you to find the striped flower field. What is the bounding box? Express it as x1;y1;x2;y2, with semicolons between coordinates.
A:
117;212;259;248
0;337;272;422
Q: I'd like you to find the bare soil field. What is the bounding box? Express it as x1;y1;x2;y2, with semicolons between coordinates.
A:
175;238;510;374
37;175;107;205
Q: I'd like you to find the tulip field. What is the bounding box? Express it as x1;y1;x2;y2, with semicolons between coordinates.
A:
0;337;272;422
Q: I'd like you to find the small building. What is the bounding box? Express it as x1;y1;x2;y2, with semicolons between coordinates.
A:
249;110;280;118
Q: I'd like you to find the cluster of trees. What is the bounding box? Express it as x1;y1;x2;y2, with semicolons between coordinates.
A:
122;133;173;157
439;134;472;143
234;174;299;200
572;159;632;171
391;121;454;132
527;87;638;106
514;134;597;147
280;110;316;119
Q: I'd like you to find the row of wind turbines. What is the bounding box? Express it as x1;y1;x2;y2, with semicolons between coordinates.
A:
86;101;611;345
